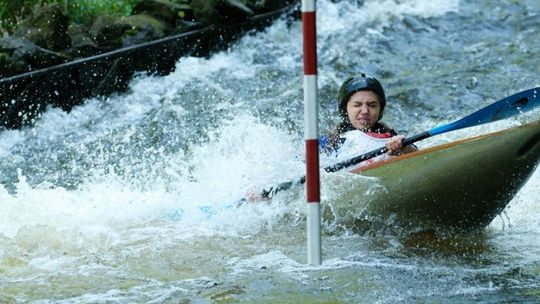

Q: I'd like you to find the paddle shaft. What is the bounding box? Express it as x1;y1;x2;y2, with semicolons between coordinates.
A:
259;87;540;199
260;131;429;198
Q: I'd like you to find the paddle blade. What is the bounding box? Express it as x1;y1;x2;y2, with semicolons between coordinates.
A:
430;88;540;136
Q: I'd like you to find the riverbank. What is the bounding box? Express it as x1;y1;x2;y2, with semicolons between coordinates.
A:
0;0;296;129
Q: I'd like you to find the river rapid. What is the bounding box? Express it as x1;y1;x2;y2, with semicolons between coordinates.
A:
1;0;539;302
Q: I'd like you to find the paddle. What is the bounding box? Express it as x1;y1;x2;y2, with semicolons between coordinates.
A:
251;87;540;201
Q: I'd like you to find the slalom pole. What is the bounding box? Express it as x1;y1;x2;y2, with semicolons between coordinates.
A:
302;0;321;265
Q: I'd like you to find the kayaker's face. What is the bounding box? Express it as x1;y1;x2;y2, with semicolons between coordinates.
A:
346;90;381;130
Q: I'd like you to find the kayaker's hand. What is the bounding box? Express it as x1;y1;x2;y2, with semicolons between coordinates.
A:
386;135;405;155
245;188;270;203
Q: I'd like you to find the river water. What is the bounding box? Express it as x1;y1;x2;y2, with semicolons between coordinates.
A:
1;0;540;302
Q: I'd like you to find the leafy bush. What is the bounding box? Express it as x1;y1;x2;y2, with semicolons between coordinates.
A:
67;0;138;25
0;0;138;35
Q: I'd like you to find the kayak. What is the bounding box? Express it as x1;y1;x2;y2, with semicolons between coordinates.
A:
326;120;540;232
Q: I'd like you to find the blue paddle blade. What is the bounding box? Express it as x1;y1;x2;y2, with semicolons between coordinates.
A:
430;88;540;136
169;204;236;221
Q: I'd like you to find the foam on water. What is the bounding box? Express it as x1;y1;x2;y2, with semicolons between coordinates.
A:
0;0;537;256
0;116;306;240
318;0;459;37
1;0;540;302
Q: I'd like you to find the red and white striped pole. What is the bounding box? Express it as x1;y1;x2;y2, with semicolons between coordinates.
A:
302;0;321;265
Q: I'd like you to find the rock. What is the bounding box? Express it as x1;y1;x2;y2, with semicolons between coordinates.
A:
66;24;101;58
253;0;295;13
0;37;68;77
0;57;19;78
89;16;132;49
133;0;191;25
13;3;71;52
0;0;295;129
121;14;170;46
192;0;254;25
176;3;196;23
119;14;182;75
173;20;204;34
0;46;28;78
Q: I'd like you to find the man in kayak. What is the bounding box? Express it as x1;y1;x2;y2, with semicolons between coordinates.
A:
323;72;417;166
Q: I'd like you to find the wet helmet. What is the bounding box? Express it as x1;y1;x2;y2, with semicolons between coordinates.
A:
337;72;386;121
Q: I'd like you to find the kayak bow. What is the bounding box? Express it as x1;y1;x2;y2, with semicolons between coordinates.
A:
341;120;540;231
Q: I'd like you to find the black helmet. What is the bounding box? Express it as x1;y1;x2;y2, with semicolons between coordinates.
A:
337;72;386;121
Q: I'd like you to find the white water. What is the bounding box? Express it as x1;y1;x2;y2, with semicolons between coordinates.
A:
1;0;539;302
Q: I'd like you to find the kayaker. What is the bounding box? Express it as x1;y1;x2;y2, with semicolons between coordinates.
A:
248;72;416;202
323;72;417;166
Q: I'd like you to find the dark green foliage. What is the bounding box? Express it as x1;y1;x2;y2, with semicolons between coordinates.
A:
0;0;138;34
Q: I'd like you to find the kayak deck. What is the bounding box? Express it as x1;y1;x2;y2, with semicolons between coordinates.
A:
342;120;540;232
